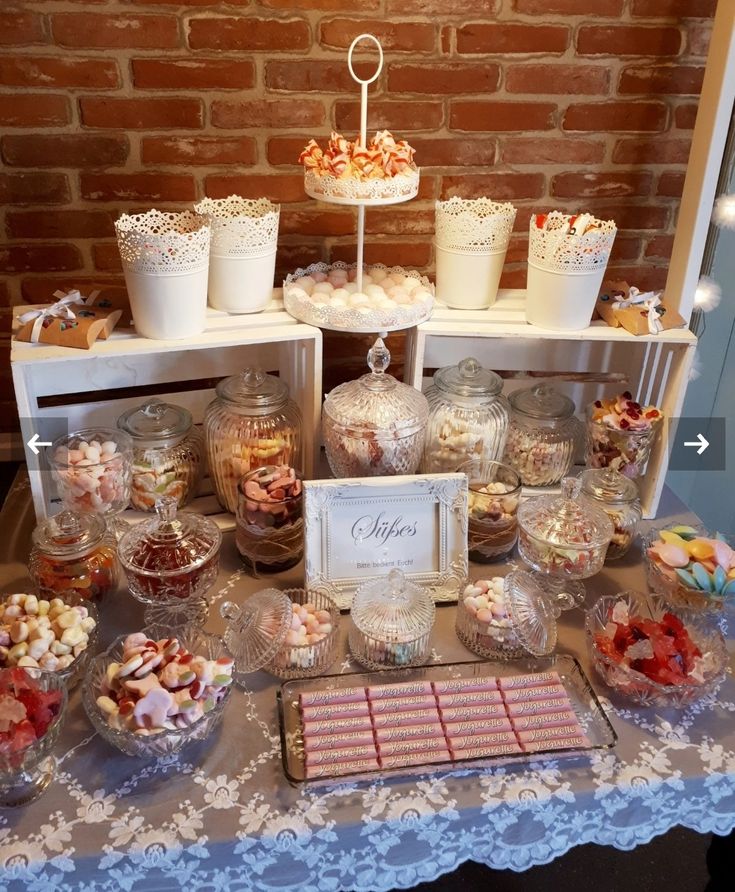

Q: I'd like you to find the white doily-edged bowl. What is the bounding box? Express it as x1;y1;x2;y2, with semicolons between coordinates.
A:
304;169;420;206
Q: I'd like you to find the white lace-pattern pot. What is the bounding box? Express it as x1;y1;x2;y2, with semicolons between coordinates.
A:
195;196;280;315
525;214;617;332
304;169;419;206
115;209;210;340
434;198;516;310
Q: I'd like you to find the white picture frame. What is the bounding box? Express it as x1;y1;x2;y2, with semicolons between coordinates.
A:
303;473;468;610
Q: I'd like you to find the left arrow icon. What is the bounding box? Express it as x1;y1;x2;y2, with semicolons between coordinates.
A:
27;433;52;455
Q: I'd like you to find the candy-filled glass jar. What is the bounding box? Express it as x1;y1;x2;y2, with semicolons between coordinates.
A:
322;338;428;477
579;467;641;561
117;399;204;512
423;357;510;473
204;368;302;513
29;510;118;602
460;460;521;562
585;393;662;478
503;384;577;487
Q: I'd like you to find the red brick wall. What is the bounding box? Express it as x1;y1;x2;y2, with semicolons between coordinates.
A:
0;0;716;424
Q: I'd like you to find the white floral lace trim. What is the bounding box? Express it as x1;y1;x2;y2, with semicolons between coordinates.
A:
194;196;280;258
115;209;210;274
435;196;517;253
528;219;617;273
305;168;419;203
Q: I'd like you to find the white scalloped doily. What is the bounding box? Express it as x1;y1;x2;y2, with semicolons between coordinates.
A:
115;209;210;274
194;196;279;258
304;169;419;205
435;197;517;253
529;215;617;273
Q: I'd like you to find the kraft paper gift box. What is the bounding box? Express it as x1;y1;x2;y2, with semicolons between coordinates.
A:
595;280;686;335
15;288;124;349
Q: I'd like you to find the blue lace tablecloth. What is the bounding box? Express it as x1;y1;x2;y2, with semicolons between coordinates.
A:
0;481;733;891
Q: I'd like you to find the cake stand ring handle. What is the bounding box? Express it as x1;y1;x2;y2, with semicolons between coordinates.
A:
347;33;384;87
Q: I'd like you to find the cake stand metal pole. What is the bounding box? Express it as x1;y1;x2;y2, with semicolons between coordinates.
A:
356;204;365;293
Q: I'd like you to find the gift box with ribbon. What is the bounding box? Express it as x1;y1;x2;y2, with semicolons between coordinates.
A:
15;289;124;349
595;280;686;336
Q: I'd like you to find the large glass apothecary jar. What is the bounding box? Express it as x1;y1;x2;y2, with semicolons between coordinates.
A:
204;368;302;513
503;384;577;486
579;467;641;562
322;338;429;477
117;399;204;512
422;357;510;473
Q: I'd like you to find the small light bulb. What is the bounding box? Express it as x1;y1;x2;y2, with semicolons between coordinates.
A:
694;275;722;312
712;194;735;229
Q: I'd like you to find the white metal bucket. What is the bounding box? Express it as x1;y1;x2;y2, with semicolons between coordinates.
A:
208;248;276;314
123;265;209;340
435;243;507;310
525;261;607;331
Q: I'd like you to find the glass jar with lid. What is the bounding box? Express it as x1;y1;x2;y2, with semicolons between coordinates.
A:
517;477;613;608
422;357;510;473
503;384;577;486
204;367;302;513
348;569;435;670
322;338;428;477
29;510;118;602
117;496;221;626
579;467;641;561
117;399;204;512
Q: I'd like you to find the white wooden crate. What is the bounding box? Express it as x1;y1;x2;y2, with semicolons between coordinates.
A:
10;296;323;527
405;291;698;519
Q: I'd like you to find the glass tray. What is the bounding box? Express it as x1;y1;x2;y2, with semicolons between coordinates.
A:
277;654;617;785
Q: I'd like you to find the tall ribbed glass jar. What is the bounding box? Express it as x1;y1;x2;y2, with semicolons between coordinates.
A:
422;357;510;473
204;368;302;513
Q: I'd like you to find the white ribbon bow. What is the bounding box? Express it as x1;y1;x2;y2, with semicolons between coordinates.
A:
18;289;99;343
612;286;664;334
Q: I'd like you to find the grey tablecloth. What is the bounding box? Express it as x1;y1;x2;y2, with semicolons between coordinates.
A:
0;475;733;891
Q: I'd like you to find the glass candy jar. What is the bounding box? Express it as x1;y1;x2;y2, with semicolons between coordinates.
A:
117;399;204;512
349;569;435;670
118;497;221;627
580;468;641;561
204;368;302;513
460;460;520;563
29;510;118;602
503;384;577;486
517;477;613;608
322;338;428;477
423;357;510;473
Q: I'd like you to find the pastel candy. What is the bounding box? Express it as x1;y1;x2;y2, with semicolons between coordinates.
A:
374;723;443;743
305;744;377;766
367;681;433;700
123;673;162;697
498;671;561;690
380;749;450;769
436;691;503;707
506;698;571;716
371;708;441;728
517;724;584;743
299;687;366;707
453;743;522;759
368;695;436;713
305;758;379;779
303;730;375;752
301;701;371;721
377;737;449;757
522;735;589;753
657;543;689;568
433;677;498;695
443;719;513;737
510;710;579;731
303;716;373;734
500;684;568;703
133;688;174;730
448;731;518;750
437;704;506;722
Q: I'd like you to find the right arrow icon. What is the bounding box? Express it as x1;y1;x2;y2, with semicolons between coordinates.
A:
683;433;709;455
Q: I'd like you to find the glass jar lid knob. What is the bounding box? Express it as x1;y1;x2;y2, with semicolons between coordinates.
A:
241;368;267;390
53;510;83;538
560;476;581;500
140;399;168;422
387;568;406;598
458;357;481;380
367;338;391;376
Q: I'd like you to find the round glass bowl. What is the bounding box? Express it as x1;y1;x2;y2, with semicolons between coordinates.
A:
0;667;68;807
503;384;577;486
323;338;428;477
47;428;133;519
455;572;558;660
29;509;118;602
422;357;510;473
118;399;204;511
585;400;662;479
349;569;435;670
580;467;641;561
82;626;233;758
0;592;98;690
117;497;221;627
235;465;303;575
220;588;340;680
204;367;302;514
517;477;613;608
460;460;520;563
585;591;727;708
644;524;735;614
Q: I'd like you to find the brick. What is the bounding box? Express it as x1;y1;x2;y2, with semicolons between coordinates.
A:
133;58;254;90
205;175;305;203
577;26;681;56
630;0;716;15
264;0;379;7
687;24;712;57
6;211;115;240
0;173;69;205
451;101;555;132
502;137;605;165
80;173;197;202
457;23;569;54
604;265;668;290
506;64;609;95
552;172;652;199
610;237;643;262
504;236;529;264
188;17;309;51
441;173;545;201
657;172;685;197
675;105;698;129
612;137;691;164
275;243;326;280
0;12;45;46
2;134;128;168
212;99;324;129
131;0;251;4
515;0;623;12
280;210;355;237
0;245;82;274
268;136;317;166
21;277;125;304
577;203;669;230
320;19;435;53
142;136;256;166
92;243;122;272
388;0;497;11
619;65;704;95
564;102;667;132
441;25;451;54
265;61;357;93
336;100;443;132
645;235;674;259
388;63;500;94
364;210;435;236
0;57;118;89
0;94;70;127
404;137;498;167
331;242;432;269
499;268;528;289
81;97;203;129
52;14;180;49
